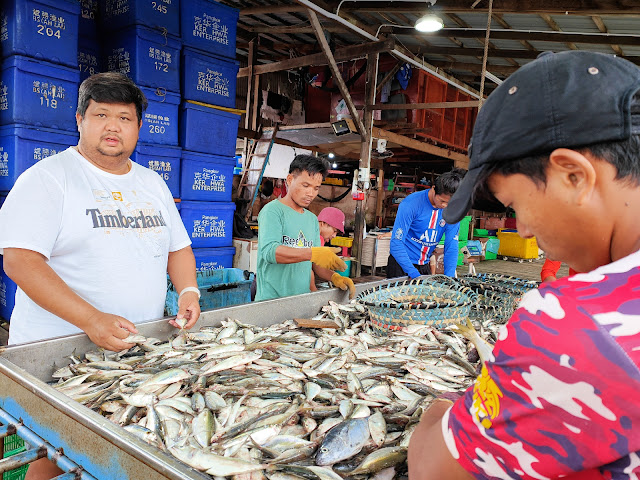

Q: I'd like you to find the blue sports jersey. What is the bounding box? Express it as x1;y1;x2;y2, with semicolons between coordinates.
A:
389;189;460;277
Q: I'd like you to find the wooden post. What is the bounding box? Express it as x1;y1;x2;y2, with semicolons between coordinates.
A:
353;51;379;277
307;8;366;136
249;38;261;132
244;39;256;131
242;40;257;167
376;168;385;228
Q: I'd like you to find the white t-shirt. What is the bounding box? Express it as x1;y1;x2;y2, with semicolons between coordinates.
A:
0;147;191;344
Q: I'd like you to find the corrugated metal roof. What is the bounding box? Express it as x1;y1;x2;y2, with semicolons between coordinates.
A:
230;0;640;95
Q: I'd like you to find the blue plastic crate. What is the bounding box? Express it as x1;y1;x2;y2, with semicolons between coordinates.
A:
77;36;102;83
180;200;235;248
79;0;99;38
99;0;180;37
181;0;239;59
193;246;235;271
175;201;181;211
0;56;80;131
0;254;18;322
130;143;181;198
0;124;78;191
104;25;181;92
466;240;483;256
182;47;238;108
1;0;81;68
180;151;234;202
179;102;239;155
138;87;180;145
165;268;252;315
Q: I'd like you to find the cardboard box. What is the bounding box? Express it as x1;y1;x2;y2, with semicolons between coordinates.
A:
433;245;445;274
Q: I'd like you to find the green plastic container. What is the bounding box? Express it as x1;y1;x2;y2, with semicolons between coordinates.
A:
459;215;472;241
474;228;489;237
439;215;472;245
3;435;27;480
337;258;353;278
485;237;500;260
457;240;467;266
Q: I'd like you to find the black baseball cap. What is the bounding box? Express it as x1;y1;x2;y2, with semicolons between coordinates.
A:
444;50;640;223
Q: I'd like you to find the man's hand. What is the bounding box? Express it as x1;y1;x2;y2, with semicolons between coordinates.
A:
169;291;201;329
311;247;346;271
83;312;139;352
331;272;356;299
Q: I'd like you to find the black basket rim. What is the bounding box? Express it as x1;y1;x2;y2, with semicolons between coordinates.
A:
356;277;476;310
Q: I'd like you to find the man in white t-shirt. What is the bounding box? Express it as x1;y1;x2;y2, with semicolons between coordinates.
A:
0;72;201;353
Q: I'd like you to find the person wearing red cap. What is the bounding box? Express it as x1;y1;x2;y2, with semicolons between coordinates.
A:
314;206;355;298
318;207;345;245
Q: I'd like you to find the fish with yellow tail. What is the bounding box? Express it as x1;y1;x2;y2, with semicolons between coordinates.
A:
450;318;495;364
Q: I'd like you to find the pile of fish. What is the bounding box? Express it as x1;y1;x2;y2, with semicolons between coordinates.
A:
51;301;496;479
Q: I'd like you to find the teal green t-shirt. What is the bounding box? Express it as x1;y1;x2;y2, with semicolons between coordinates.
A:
255;200;320;301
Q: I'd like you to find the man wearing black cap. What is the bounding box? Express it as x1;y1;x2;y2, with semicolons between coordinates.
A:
408;51;640;479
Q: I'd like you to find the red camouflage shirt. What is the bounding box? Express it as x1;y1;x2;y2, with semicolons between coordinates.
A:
445;249;640;479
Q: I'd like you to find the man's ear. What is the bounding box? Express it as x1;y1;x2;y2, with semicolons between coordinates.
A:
76;112;82;130
548;148;596;206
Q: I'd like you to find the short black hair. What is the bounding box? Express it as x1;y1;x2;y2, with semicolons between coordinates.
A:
77;72;148;123
289;154;330;180
435;168;466;195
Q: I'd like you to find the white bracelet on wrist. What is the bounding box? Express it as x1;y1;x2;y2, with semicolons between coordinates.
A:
178;286;201;299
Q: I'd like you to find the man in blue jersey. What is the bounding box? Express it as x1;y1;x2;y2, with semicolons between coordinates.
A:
387;168;466;278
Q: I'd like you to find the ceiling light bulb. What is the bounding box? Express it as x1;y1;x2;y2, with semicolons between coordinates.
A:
415;14;444;32
328;153;335;159
332;162;338;169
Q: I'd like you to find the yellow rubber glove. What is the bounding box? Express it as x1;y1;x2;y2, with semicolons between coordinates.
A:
310;247;347;271
331;272;356;299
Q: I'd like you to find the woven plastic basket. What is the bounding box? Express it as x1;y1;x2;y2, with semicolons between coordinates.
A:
456;273;538;322
356;277;475;333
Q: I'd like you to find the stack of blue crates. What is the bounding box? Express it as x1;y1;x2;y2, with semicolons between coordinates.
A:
179;0;240;270
98;0;240;272
0;0;82;321
98;0;182;201
78;0;101;83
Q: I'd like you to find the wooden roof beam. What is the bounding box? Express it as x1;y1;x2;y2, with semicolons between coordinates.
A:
246;24;348;34
390;27;640;46
340;1;640;15
429;60;520;75
445;13;519;68
592;15;624;56
539;14;577;50
410;46;640;65
237;39;395;77
308;8;366;136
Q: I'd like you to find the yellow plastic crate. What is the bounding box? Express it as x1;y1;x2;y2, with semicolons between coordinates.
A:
497;229;538;259
331;236;353;248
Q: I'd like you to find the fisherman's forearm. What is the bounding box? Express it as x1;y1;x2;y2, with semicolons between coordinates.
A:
274;246;312;264
2;248;99;329
408;399;471;480
167;246;198;293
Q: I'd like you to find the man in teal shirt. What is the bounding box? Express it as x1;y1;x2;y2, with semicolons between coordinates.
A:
256;154;354;301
